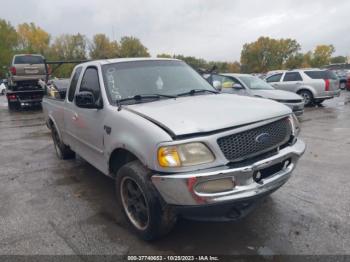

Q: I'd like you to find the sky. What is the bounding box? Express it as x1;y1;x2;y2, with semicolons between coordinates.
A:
1;0;350;61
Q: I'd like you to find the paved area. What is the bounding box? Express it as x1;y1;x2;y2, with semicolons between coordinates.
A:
0;93;349;255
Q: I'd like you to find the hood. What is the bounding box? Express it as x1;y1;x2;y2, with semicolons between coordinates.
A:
251;89;302;101
126;94;292;137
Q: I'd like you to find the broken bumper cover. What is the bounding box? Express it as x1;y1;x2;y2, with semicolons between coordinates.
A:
151;139;306;207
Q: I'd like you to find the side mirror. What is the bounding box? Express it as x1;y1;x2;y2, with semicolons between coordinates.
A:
213;80;222;91
75;91;101;109
233;83;244;89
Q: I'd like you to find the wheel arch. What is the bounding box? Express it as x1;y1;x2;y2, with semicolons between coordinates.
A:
109;148;141;178
47;116;63;141
296;86;316;97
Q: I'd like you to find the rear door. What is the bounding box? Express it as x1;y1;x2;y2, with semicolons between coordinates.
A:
63;66;83;147
278;72;303;92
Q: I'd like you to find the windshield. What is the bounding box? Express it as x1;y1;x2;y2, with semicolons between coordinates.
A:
101;60;216;103
238;75;274;90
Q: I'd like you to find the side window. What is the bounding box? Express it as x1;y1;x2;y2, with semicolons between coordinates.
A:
283;72;302;82
222;76;237;88
79;67;101;102
68;67;82;102
266;73;282;83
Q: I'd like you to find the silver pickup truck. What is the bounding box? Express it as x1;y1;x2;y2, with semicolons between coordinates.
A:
43;58;306;240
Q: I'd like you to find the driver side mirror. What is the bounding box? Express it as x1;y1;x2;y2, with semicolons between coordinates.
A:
75;91;102;109
212;80;222;91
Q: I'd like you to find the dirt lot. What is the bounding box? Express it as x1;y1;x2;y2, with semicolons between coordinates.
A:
0;93;349;256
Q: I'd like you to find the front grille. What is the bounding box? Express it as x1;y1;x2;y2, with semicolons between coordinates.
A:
217;118;292;162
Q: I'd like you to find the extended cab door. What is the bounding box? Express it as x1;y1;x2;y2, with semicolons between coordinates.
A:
63;66;83;148
71;66;107;173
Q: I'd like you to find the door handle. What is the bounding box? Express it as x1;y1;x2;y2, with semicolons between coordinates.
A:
72;113;78;121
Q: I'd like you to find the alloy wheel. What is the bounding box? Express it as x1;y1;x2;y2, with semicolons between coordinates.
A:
120;177;150;230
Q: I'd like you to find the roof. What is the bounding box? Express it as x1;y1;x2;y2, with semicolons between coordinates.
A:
221;73;250;77
80;57;181;66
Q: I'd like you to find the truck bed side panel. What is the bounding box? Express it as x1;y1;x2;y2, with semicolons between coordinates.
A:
42;98;66;142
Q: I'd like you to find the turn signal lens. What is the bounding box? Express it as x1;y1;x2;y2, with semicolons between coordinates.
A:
158;142;214;168
288;114;300;137
158;146;181;167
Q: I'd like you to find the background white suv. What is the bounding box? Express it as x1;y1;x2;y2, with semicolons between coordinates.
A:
265;69;340;106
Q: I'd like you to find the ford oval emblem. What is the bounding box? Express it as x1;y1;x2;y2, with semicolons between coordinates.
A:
255;133;271;143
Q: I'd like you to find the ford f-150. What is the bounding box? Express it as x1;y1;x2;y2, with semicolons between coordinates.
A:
43;58;306;240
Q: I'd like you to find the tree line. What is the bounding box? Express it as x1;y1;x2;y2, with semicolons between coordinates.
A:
0;18;347;78
0;19;149;77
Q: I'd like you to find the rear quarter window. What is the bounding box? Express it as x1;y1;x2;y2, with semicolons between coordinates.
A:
304;70;337;80
68;67;82;102
14;55;44;64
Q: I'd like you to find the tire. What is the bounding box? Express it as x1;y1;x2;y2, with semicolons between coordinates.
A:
298;90;313;106
8;101;19;111
314;99;325;106
51;125;75;160
116;160;177;240
340;82;346;90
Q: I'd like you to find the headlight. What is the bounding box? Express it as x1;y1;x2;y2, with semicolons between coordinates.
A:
288;114;300;137
158;142;215;167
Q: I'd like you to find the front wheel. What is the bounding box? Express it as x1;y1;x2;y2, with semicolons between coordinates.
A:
116;161;177;240
340;82;346;90
298;90;313;106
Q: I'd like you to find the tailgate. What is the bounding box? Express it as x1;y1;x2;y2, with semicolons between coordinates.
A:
17;64;46;76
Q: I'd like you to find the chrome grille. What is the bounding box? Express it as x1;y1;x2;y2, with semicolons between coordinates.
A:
217;118;292;162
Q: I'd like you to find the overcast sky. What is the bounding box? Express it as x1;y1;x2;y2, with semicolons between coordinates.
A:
2;0;350;61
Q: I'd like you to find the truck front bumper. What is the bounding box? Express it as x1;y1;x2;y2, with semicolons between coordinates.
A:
151;139;305;208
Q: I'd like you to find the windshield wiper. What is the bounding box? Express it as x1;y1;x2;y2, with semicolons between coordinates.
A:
115;94;176;110
176;89;219;97
119;94;176;103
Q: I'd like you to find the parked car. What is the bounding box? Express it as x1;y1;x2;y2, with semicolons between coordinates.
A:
210;73;305;116
6;54;47;109
332;69;348;89
265;69;340;106
43;58;305;240
0;79;7;95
